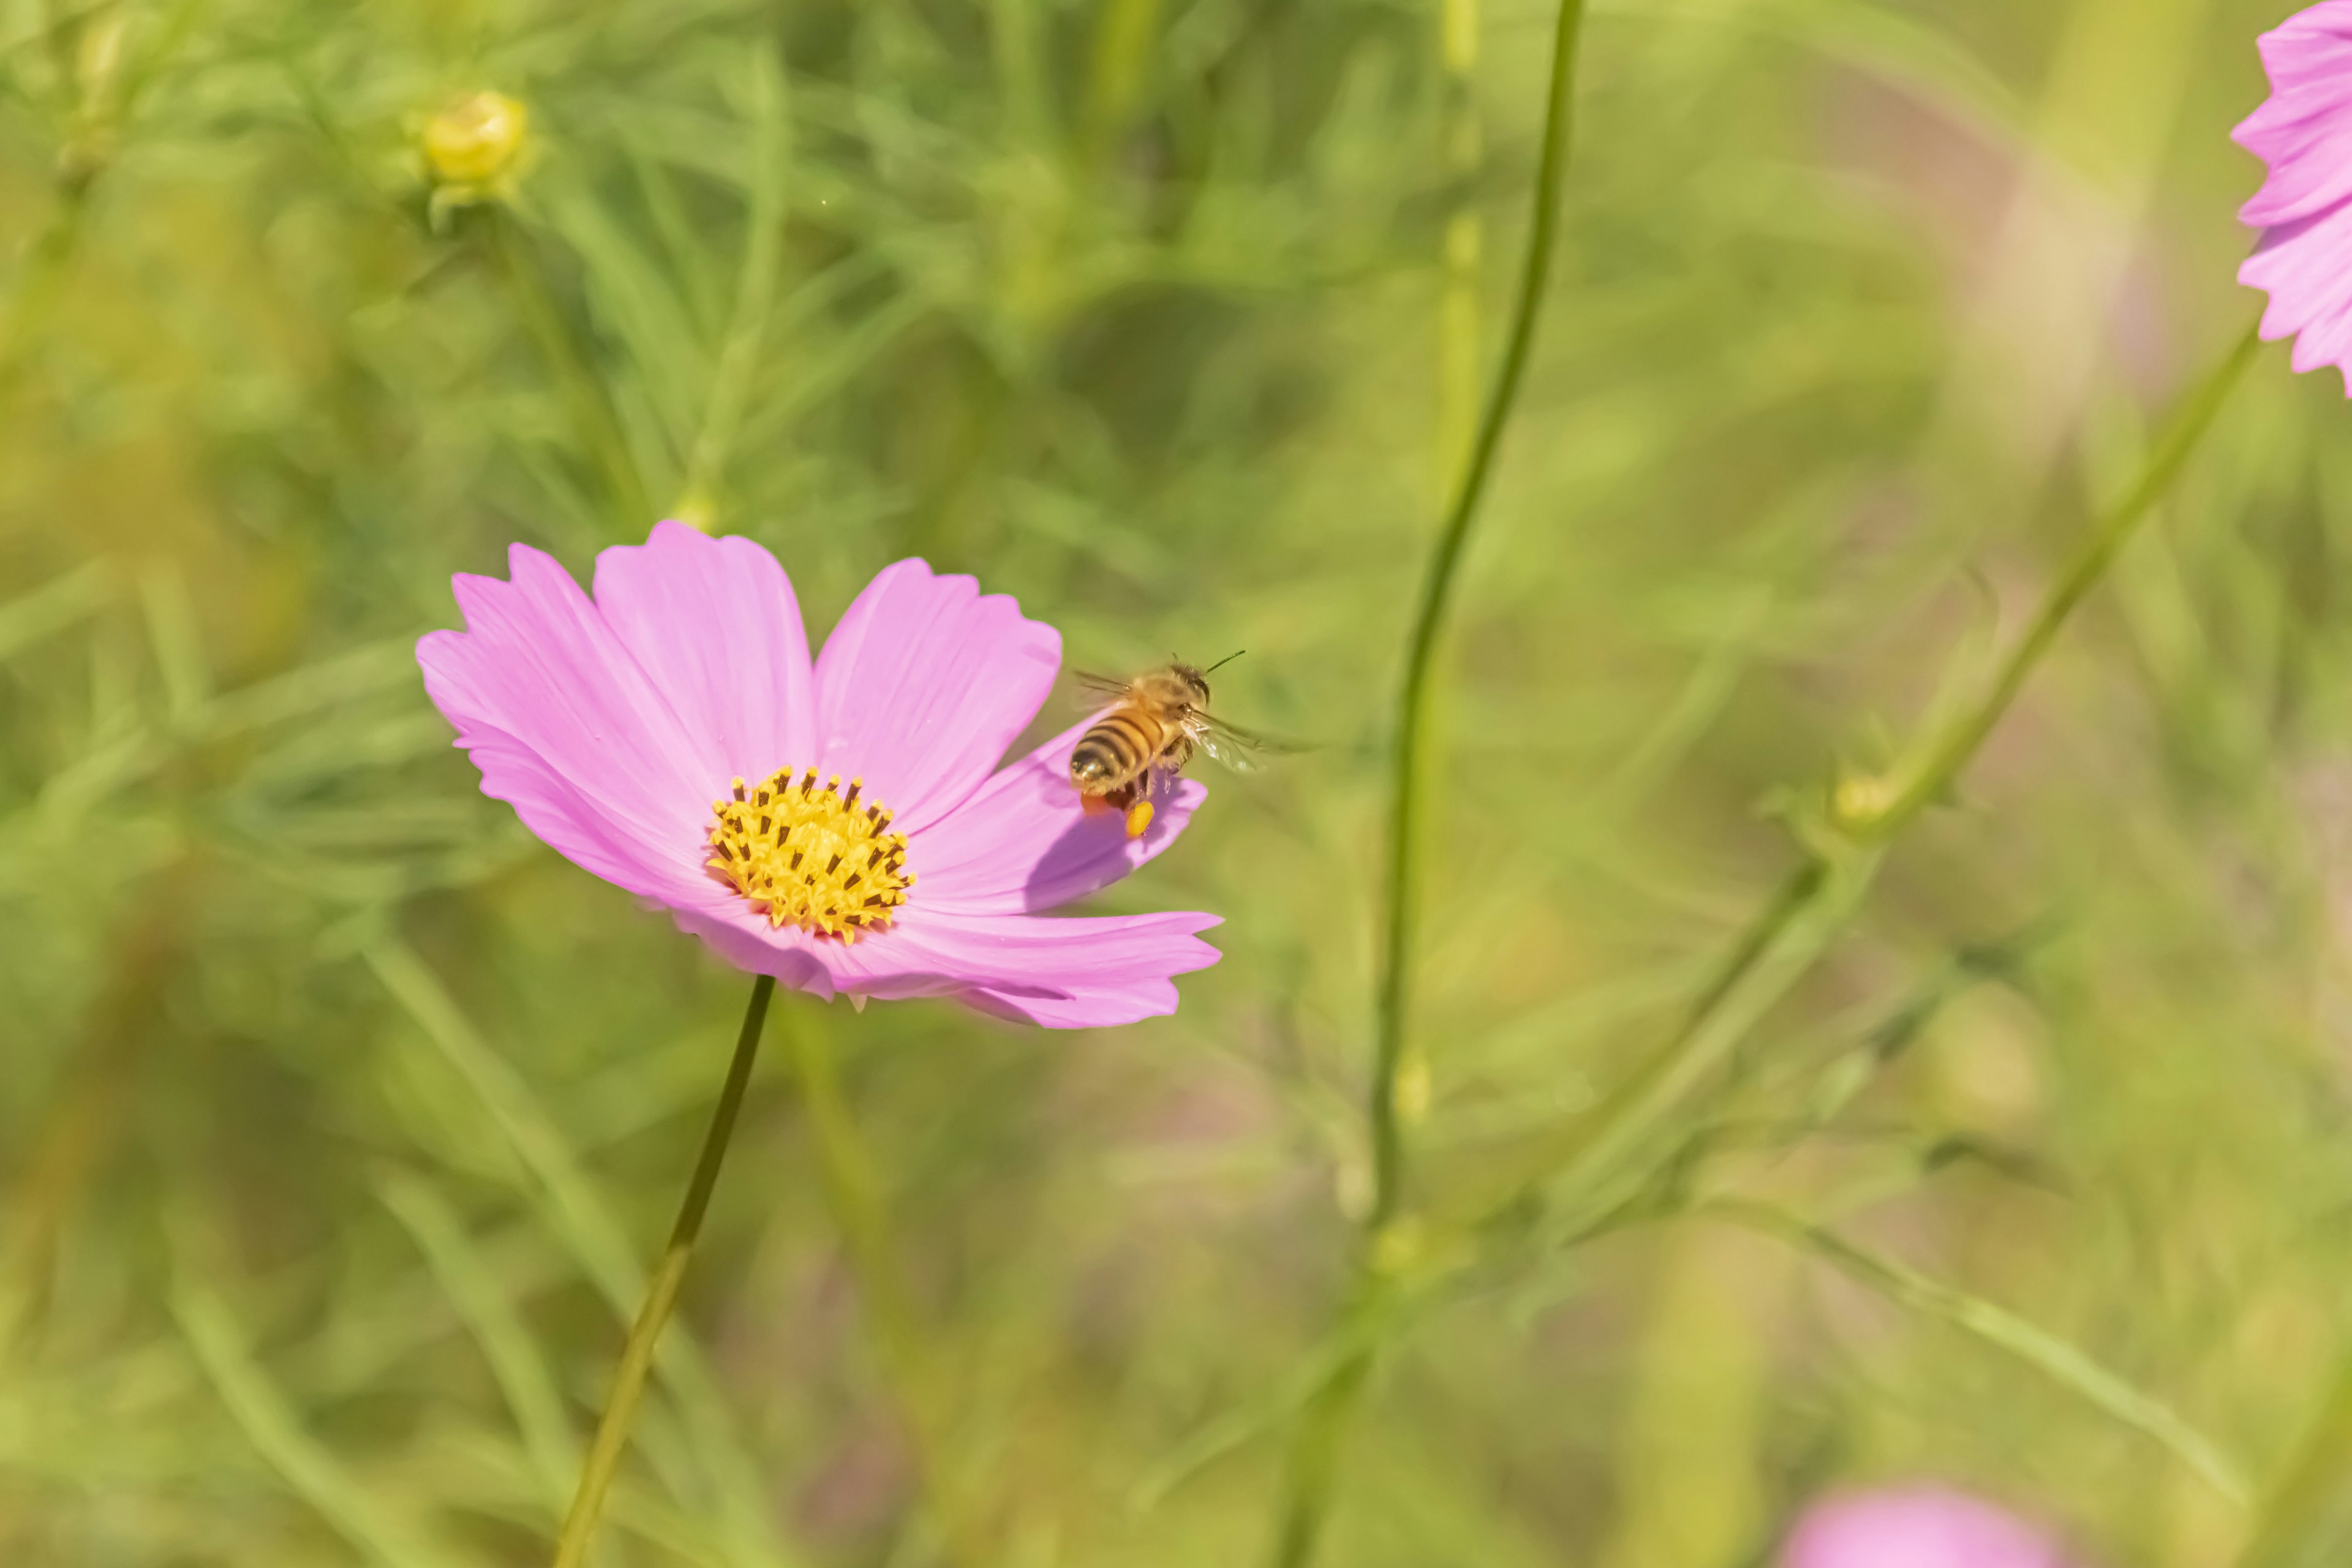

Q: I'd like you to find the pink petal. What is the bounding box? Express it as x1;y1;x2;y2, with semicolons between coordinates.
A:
591;521;818;782
911;718;1207;915
2235;76;2352;227
418;544;715;902
666;903;959;1003
2234;0;2352;229
892;908;1223;1027
1781;1488;2076;1568
2256;1;2352;97
811;560;1060;833
2242;195;2352;393
664;901;1219;1027
957;976;1202;1028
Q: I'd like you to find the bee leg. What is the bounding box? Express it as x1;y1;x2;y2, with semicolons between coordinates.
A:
1123;771;1156;839
1088;779;1138;821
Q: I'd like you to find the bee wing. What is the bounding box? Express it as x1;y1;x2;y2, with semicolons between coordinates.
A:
1069;669;1134;706
1186;713;1286;774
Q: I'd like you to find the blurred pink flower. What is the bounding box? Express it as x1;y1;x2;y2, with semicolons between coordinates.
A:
1781;1487;2076;1568
418;521;1218;1026
2237;2;2352;391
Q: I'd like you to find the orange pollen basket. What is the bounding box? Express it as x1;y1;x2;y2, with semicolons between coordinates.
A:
706;767;912;943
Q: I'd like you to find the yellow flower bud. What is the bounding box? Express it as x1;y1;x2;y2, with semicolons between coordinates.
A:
423;91;529;193
1830;771;1896;834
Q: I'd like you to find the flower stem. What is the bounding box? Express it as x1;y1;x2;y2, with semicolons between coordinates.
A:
1267;0;1588;1561
1867;323;2264;835
549;973;775;1568
1434;0;1482;495
1368;0;1586;1241
1509;321;2264;1235
785;1009;986;1568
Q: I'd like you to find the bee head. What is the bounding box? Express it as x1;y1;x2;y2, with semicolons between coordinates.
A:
1169;662;1212;704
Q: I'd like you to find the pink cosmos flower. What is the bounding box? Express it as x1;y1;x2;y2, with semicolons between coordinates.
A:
2237;2;2352;391
417;521;1219;1027
1780;1487;2079;1568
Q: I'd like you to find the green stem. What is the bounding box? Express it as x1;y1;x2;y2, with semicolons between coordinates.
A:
786;1009;984;1568
1268;1357;1373;1568
1434;0;1481;493
1713;1199;2250;1506
2235;1340;2352;1567
1268;323;2261;1568
1266;3;1588;1563
1369;0;1585;1248
490;208;657;534
1869;323;2263;835
1511;322;2263;1232
549;974;774;1568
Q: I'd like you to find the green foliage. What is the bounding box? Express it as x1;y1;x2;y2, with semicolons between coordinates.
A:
3;0;2351;1563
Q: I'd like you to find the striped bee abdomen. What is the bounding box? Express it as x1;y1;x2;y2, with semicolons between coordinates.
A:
1071;707;1160;792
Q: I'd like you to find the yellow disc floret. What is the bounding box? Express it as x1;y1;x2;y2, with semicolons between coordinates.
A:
706;767;912;942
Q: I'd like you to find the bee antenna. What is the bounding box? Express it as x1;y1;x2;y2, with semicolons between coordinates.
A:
1204;649;1246;674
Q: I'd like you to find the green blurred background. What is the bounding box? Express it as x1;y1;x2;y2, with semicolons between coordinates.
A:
4;0;2350;1563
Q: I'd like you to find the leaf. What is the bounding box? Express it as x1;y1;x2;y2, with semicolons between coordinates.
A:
363;934;809;1568
175;1275;466;1568
1718;1200;2252;1507
2234;1341;2352;1568
379;1171;579;1509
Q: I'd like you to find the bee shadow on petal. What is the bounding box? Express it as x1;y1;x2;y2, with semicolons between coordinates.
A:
1020;800;1178;913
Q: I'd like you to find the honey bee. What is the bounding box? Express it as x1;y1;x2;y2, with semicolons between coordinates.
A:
1069;654;1264;838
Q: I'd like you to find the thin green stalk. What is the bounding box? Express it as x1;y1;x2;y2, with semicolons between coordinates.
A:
1509;322;2263;1230
491;208;657;534
1084;0;1163;160
1268;1357;1373;1568
785;1009;984;1568
1714;1199;2251;1506
1434;0;1481;492
1264;2;1588;1562
2234;1336;2352;1567
550;974;775;1568
178;1278;458;1568
1370;0;1585;1246
1867;323;2264;835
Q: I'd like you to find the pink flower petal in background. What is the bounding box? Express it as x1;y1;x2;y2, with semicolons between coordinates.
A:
2237;1;2352;392
419;521;1219;1027
1781;1487;2079;1568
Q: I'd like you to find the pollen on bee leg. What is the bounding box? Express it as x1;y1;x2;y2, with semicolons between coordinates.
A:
1080;793;1112;817
1125;801;1155;839
705;764;912;941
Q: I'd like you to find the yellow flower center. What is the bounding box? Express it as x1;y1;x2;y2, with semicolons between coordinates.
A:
706;767;913;943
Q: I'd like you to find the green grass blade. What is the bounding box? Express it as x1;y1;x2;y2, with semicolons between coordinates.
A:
363;934;805;1568
1718;1200;2252;1507
174;1275;464;1568
379;1171;580;1507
